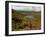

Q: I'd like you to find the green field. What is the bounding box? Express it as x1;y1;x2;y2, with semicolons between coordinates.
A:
12;9;41;31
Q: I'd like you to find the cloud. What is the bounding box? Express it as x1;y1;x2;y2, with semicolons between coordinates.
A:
12;5;41;11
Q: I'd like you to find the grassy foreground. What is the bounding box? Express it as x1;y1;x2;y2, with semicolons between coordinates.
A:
12;9;41;31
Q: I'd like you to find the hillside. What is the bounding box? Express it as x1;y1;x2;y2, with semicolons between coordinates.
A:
12;9;41;31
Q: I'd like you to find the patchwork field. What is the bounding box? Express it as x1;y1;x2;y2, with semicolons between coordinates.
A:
12;9;41;31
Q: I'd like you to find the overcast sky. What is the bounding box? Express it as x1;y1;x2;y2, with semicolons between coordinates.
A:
12;5;41;11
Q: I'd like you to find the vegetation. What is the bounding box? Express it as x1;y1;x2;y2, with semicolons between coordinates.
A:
12;9;41;31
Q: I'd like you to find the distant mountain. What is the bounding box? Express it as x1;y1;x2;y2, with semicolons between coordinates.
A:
12;9;41;13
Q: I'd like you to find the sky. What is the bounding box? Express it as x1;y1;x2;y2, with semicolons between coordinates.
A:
12;5;41;12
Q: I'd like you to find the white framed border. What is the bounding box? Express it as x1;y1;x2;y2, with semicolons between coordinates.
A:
8;3;44;35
